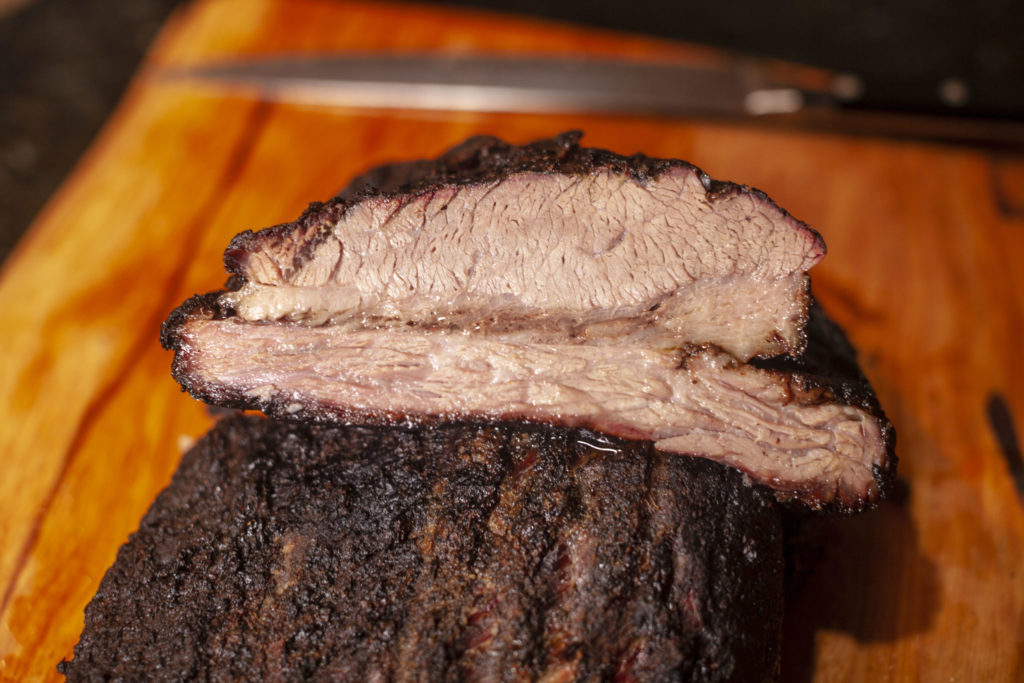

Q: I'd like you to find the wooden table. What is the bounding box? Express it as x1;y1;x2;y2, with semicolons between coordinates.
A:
2;1;1022;679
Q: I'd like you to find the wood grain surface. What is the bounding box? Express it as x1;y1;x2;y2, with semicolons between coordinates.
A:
1;0;1022;679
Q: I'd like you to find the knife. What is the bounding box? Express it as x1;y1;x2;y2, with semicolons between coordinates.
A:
163;54;1024;148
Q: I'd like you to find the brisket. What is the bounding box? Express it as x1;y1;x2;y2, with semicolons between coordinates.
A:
61;134;899;681
60;414;784;682
166;297;891;510
161;133;893;509
220;132;824;361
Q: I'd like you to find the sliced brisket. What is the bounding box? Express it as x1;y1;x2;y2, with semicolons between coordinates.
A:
161;133;893;510
60;414;784;682
220;132;824;361
166;295;890;510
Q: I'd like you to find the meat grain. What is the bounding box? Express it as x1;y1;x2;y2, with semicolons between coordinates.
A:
162;133;894;510
223;131;823;361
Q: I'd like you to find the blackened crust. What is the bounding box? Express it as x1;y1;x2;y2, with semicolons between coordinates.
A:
159;291;228;352
222;131;824;280
751;300;897;510
60;414;783;681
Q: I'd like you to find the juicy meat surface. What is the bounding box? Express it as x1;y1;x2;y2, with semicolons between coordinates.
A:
162;133;893;510
165;294;893;511
222;132;824;360
60;414;784;682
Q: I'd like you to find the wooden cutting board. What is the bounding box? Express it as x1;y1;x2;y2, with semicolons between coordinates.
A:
2;0;1022;679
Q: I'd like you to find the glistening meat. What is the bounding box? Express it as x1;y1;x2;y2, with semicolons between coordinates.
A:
222;131;823;361
162;132;894;511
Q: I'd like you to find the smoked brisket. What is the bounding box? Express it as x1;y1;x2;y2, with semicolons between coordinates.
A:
218;131;824;361
161;133;892;511
62;133;897;680
60;415;784;682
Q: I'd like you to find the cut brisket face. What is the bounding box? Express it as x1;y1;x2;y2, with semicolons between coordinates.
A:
61;415;785;681
163;133;893;511
222;132;824;361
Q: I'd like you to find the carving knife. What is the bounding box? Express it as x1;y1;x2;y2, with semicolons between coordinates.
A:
163;54;1024;148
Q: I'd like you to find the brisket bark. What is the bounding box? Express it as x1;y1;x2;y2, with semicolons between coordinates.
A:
60;414;784;682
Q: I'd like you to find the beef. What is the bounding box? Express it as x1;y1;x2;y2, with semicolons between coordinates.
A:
166;296;890;511
220;132;824;361
161;133;893;510
60;414;785;682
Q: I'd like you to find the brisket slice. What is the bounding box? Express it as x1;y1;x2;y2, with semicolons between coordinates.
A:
219;132;824;361
162;295;893;512
60;415;784;682
161;132;892;510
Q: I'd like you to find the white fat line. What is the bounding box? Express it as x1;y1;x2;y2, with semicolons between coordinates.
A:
576;439;620;454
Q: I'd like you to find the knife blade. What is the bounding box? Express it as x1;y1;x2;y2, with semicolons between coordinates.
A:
163;53;1024;148
165;54;811;117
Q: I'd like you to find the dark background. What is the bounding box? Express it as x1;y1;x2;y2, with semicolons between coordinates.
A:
2;0;1022;265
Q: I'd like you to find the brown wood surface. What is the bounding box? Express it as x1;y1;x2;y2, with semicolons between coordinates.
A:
1;0;1022;679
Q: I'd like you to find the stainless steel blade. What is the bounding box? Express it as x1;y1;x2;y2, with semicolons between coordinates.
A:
163;53;1024;148
163;54;803;117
